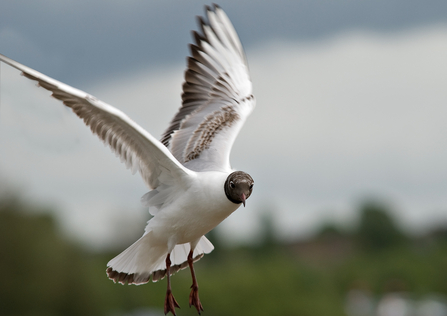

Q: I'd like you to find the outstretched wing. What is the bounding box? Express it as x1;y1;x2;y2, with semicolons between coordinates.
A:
160;4;255;172
0;53;193;190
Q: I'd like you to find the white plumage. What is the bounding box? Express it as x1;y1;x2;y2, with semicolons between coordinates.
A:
0;4;255;314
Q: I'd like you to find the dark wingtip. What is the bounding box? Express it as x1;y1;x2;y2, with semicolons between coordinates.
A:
196;15;206;27
191;31;203;47
106;267;149;285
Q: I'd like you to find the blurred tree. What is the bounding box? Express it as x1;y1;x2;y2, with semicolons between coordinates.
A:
355;201;407;252
0;197;104;316
1;193;446;316
317;222;347;239
257;209;279;251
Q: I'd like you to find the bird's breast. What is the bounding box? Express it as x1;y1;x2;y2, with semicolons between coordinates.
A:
149;171;241;244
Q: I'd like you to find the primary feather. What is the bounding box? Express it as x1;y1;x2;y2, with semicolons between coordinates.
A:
0;4;254;288
161;5;255;172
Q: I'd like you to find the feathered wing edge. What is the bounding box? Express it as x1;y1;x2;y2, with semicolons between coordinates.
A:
106;234;214;285
0;53;192;190
160;4;253;153
0;52;216;285
0;3;243;286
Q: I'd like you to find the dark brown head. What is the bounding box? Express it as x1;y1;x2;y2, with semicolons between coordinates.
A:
224;171;254;207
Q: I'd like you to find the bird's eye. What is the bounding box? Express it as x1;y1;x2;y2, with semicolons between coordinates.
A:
230;181;235;189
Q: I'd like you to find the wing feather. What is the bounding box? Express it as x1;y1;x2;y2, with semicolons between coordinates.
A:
0;53;193;190
160;5;255;172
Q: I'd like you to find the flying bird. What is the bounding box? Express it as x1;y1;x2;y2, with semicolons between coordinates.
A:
0;4;255;315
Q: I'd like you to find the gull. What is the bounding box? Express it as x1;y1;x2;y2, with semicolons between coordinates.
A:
0;4;255;315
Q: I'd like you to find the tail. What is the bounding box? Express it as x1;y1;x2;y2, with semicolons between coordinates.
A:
106;232;214;285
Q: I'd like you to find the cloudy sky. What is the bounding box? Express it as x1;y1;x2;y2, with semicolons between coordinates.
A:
1;0;447;249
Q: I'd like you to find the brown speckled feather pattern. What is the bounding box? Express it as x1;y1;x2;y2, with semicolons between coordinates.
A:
0;4;253;296
5;68;191;191
21;73;142;174
160;4;255;171
106;253;204;285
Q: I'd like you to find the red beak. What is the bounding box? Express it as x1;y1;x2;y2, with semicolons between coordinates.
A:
241;193;246;207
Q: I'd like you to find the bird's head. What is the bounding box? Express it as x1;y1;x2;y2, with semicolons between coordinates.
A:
224;171;254;207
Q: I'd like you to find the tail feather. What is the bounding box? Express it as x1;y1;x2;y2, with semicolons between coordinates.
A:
106;233;214;285
107;231;167;285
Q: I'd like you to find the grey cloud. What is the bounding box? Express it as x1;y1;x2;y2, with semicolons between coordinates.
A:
1;0;446;85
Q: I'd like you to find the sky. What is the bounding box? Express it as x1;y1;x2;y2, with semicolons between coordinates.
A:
1;1;447;249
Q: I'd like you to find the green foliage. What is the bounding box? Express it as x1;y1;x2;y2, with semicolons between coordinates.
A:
0;196;446;316
0;198;104;316
355;201;408;252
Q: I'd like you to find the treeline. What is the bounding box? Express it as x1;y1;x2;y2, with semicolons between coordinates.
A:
0;197;446;316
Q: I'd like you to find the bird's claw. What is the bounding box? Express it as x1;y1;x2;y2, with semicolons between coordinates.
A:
164;289;180;316
189;285;204;314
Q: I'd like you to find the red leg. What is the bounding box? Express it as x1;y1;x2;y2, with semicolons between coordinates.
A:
164;254;180;315
188;250;204;314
